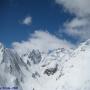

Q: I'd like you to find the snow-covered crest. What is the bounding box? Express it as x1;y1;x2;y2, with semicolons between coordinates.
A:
0;40;90;90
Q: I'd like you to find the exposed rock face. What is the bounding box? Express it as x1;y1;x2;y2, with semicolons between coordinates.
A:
29;49;42;64
44;64;58;76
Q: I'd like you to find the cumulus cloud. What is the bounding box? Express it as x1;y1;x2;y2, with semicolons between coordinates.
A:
12;31;74;56
64;18;89;29
56;0;90;41
63;18;90;40
56;0;90;17
21;16;32;25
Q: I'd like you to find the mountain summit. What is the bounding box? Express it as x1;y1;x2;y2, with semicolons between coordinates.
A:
0;40;90;90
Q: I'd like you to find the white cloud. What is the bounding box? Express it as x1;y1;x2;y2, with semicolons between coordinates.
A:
59;18;90;42
56;0;90;17
21;16;32;25
64;18;89;29
63;18;90;40
12;31;74;56
56;0;90;41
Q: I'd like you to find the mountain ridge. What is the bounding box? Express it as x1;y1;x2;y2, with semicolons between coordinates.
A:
0;40;90;90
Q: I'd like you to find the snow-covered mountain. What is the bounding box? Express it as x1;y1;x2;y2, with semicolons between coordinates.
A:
0;43;29;90
0;40;90;90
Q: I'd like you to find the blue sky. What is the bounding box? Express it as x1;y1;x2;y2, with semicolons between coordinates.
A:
0;0;75;46
0;0;90;49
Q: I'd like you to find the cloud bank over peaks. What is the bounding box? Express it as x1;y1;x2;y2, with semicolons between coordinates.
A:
12;31;74;56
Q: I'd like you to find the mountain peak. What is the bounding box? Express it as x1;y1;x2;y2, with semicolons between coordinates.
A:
84;39;90;45
0;42;4;49
0;40;90;90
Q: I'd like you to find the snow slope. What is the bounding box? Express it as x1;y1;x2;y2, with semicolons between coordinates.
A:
0;40;90;90
0;44;29;90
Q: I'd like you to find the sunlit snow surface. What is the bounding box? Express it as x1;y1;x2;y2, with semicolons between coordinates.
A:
0;40;90;90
